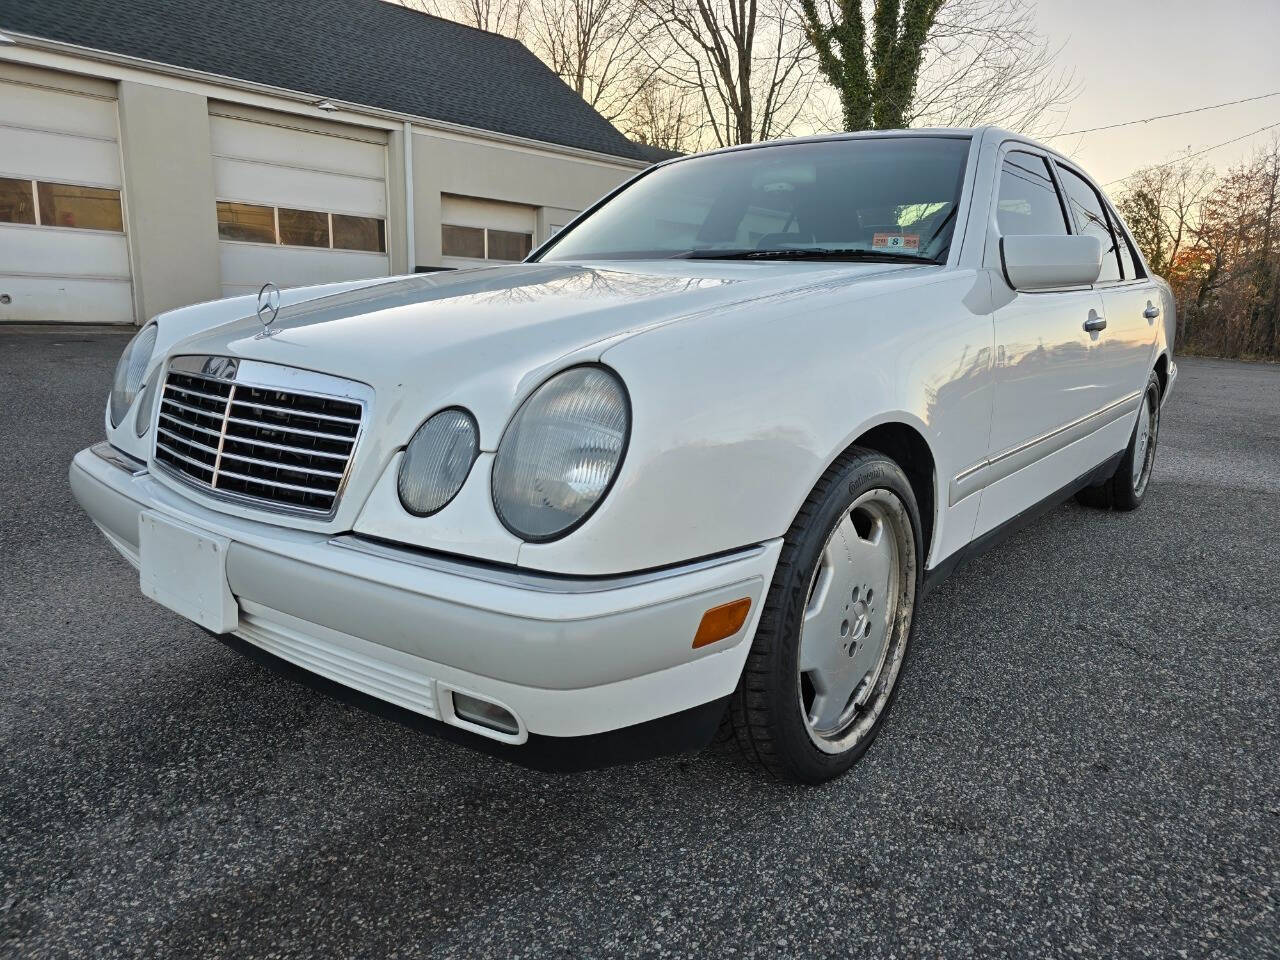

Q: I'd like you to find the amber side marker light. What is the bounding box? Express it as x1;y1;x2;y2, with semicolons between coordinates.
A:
692;597;752;649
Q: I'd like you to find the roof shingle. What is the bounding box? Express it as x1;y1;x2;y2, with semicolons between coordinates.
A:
0;0;651;161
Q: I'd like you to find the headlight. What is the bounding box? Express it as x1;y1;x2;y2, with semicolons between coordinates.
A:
108;323;157;427
492;365;629;542
397;408;480;516
134;365;162;438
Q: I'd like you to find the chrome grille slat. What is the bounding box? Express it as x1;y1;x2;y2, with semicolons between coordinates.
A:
155;442;217;474
153;357;364;517
161;397;226;423
218;448;347;479
156;426;221;457
230;397;362;424
223;414;357;443
164;383;234;405
217;433;351;461
158;411;223;439
212;466;338;497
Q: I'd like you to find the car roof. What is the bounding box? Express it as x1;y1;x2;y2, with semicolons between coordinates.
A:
658;126;1073;168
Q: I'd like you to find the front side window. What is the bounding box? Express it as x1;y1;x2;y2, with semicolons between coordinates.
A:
996;152;1068;236
1056;165;1121;283
538;136;971;263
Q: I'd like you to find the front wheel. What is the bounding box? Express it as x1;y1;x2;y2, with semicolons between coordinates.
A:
1076;371;1161;511
729;448;921;784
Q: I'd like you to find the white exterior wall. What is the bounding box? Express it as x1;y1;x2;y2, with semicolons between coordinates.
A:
411;130;639;271
0;40;647;323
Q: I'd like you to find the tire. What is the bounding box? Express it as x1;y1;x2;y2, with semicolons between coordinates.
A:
729;447;922;784
1075;371;1161;512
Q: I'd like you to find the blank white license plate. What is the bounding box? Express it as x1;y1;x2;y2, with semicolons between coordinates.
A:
138;511;238;634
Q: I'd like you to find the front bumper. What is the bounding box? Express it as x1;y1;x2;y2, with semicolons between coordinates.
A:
70;444;779;750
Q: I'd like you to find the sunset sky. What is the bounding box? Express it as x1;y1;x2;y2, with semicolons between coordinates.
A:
1034;0;1280;190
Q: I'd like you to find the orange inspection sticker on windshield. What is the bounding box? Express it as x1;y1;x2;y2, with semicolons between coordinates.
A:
872;233;920;251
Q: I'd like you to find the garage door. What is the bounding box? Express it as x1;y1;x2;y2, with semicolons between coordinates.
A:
440;195;536;269
210;110;390;297
0;78;133;324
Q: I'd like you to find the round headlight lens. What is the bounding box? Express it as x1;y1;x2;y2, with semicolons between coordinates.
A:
492;366;629;542
134;365;161;438
109;323;157;427
397;408;480;516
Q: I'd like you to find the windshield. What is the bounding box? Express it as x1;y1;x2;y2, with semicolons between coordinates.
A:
537;136;971;263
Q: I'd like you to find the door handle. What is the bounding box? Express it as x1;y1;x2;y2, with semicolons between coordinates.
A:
1083;312;1107;333
1144;302;1161;320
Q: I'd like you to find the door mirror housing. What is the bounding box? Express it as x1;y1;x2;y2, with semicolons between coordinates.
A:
1000;235;1103;291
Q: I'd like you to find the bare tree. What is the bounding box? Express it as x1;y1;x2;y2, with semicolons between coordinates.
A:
525;0;651;120
1117;158;1214;276
640;0;816;147
800;0;1076;135
911;0;1076;134
622;79;703;152
401;0;529;39
1114;142;1280;359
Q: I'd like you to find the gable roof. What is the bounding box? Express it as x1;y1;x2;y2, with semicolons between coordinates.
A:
0;0;651;162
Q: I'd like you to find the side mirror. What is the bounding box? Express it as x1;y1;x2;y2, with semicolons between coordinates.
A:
1000;234;1103;291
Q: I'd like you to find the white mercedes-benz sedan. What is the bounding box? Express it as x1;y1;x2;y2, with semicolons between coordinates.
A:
71;127;1175;783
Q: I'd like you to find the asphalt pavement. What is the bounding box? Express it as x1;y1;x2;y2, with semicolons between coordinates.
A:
1;328;1277;959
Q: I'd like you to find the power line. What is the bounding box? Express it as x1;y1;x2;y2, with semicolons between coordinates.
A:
1103;120;1280;188
1048;91;1280;138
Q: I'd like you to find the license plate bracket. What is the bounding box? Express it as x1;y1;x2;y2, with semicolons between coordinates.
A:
138;511;239;634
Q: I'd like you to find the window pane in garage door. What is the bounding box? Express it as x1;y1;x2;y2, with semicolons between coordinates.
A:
36;182;123;232
487;229;532;262
0;177;36;224
442;224;485;259
333;214;386;252
279;208;329;248
217;201;276;243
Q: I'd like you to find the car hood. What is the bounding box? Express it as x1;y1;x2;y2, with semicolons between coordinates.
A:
172;259;920;448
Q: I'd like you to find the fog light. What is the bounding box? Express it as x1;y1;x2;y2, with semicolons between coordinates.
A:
452;692;519;735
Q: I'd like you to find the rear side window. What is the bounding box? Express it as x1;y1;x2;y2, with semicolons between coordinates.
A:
996;152;1069;236
1057;165;1122;283
1106;204;1145;280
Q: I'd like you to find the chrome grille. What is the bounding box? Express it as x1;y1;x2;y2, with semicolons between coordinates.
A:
153;359;364;516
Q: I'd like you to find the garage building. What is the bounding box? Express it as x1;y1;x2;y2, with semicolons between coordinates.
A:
0;0;663;325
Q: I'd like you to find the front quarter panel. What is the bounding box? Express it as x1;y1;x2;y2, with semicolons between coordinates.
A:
519;269;996;575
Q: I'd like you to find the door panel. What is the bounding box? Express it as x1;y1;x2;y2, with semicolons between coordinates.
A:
972;144;1113;535
1056;162;1153;415
1099;280;1160;404
988;288;1109;456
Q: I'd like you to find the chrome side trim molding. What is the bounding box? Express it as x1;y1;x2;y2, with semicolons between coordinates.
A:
329;535;768;594
950;390;1141;506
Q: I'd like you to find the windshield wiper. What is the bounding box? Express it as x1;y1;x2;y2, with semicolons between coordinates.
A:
676;247;939;264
